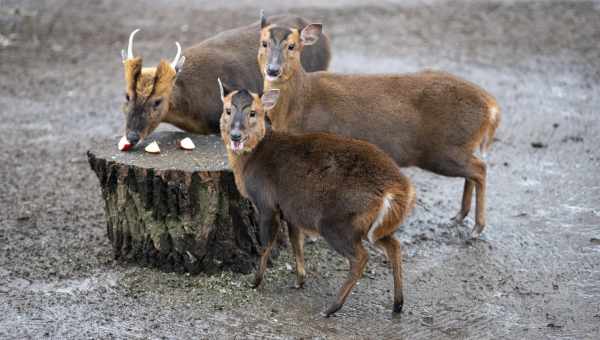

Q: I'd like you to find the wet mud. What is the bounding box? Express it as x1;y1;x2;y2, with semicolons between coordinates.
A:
1;0;599;338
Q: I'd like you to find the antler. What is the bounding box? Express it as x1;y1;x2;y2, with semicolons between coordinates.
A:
121;28;140;62
171;41;183;69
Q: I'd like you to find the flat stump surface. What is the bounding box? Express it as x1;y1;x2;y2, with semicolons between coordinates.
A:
87;132;259;273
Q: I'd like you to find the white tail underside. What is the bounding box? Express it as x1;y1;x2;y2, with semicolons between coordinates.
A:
368;193;393;243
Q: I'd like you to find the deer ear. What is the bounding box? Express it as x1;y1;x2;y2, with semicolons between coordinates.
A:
218;78;233;102
300;23;322;46
260;9;267;29
261;89;280;110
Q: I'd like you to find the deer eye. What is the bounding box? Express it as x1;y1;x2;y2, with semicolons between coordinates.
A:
153;98;162;108
125;93;130;102
250;110;257;118
226;108;231;115
288;43;295;50
262;41;268;48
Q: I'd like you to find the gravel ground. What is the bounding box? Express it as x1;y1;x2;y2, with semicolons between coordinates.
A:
0;0;599;338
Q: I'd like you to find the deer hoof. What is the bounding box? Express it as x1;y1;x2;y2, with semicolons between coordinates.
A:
470;224;485;239
323;303;342;317
251;275;263;289
451;213;466;224
393;301;403;314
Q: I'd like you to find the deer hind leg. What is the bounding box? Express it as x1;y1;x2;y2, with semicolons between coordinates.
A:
469;157;487;238
323;240;368;317
376;235;404;314
426;151;487;238
453;179;475;223
287;224;306;288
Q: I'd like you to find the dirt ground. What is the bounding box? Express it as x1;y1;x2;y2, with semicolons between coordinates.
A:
1;0;599;338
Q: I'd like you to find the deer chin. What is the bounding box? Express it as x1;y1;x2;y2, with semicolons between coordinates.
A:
230;140;246;154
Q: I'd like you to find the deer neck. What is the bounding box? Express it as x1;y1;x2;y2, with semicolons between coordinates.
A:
226;148;255;198
264;66;307;132
162;85;212;134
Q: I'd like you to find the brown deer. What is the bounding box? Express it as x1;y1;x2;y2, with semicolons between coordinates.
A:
258;23;500;238
218;81;416;316
119;12;331;147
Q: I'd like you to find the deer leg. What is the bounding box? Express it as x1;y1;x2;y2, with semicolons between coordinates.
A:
253;210;280;288
469;157;487;238
453;179;475;223
324;241;368;317
377;235;404;313
287;224;306;288
424;151;488;238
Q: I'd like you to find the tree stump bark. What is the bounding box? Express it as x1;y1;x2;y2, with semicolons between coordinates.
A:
87;132;259;274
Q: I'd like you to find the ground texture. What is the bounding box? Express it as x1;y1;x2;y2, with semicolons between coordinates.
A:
1;0;599;338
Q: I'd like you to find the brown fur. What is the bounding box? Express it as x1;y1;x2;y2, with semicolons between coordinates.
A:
121;14;331;145
219;87;415;316
260;24;500;237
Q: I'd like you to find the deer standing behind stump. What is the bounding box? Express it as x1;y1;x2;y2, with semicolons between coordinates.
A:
259;23;500;238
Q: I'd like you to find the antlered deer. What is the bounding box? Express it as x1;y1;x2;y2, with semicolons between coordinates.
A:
119;12;331;147
218;82;416;316
258;23;500;238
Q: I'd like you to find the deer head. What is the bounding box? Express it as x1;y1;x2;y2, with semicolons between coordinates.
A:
120;29;185;146
257;13;322;82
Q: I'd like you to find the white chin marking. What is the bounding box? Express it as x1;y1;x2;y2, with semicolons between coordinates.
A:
266;75;280;82
230;140;244;153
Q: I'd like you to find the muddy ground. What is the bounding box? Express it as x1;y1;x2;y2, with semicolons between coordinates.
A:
1;0;599;338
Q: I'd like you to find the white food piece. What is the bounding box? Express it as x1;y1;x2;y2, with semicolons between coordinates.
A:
144;141;160;154
178;137;195;150
118;136;132;151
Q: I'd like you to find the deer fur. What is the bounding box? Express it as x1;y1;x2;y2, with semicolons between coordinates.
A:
120;13;331;147
218;83;416;316
259;23;500;238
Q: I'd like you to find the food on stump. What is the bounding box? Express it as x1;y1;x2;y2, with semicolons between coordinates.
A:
118;136;132;151
144;141;160;154
178;137;196;150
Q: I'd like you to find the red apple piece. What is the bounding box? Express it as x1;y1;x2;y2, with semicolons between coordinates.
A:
118;136;132;151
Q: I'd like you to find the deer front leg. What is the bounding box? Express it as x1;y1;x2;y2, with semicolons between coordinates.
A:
253;209;280;288
287;224;306;288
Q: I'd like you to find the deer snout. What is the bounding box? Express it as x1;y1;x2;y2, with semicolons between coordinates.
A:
127;131;141;146
230;130;242;142
266;64;281;77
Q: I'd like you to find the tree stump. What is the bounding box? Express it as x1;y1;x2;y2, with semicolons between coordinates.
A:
87;132;259;274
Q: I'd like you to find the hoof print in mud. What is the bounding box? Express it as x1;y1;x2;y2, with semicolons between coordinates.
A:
88;132;260;273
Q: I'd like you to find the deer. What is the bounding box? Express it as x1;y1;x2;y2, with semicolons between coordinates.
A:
119;12;331;148
218;81;416;316
258;23;501;238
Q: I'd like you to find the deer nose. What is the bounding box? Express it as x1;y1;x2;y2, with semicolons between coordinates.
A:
266;65;280;77
127;131;140;146
230;131;242;142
